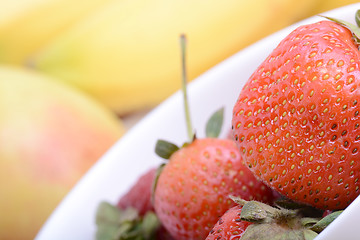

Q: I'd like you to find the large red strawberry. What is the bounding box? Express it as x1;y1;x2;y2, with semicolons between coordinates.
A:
153;35;275;240
232;18;360;210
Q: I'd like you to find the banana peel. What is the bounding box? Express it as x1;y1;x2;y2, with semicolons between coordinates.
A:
0;0;114;65
314;0;360;14
31;0;355;115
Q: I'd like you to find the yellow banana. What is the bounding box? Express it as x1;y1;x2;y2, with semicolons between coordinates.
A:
0;0;114;65
312;0;360;15
31;0;352;115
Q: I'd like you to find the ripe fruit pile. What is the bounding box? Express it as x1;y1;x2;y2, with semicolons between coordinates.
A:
96;14;360;240
4;2;360;240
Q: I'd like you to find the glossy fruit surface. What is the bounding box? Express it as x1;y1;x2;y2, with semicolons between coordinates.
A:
232;20;360;210
205;205;251;240
154;138;274;240
117;168;156;216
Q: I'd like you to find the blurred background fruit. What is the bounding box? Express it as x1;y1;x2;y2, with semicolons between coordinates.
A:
0;66;124;240
30;0;313;115
30;0;360;115
0;0;359;239
0;0;114;65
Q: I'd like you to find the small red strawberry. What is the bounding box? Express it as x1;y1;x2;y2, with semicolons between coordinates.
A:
154;138;274;240
95;167;174;240
156;225;176;240
226;128;235;140
153;35;275;240
232;16;360;210
206;197;343;240
117;168;156;216
205;204;252;240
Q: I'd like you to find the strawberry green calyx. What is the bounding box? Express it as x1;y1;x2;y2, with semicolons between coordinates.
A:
356;9;360;28
95;202;160;240
154;105;225;160
240;200;318;240
155;140;179;160
320;14;360;46
241;223;318;240
309;211;343;233
274;198;324;218
205;107;224;138
230;196;297;223
242;201;298;223
229;197;343;240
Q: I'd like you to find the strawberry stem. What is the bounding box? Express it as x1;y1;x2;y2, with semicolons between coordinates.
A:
180;34;194;141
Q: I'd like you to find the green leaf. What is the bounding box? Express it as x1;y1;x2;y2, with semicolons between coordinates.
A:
118;208;139;223
95;202;122;240
240;223;306;240
321;15;360;45
240;200;281;223
301;217;320;227
229;195;248;206
310;210;343;233
155;139;179;159
356;9;360;28
141;212;161;239
97;224;121;240
96;201;121;226
205;107;224;138
95;202;160;240
303;229;318;240
181;133;196;148
115;222;135;239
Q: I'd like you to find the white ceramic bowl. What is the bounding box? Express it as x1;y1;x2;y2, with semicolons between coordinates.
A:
36;3;360;239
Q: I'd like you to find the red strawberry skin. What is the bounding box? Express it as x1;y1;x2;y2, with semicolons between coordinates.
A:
232;20;360;210
205;205;252;240
154;138;274;240
156;225;176;240
117;168;156;216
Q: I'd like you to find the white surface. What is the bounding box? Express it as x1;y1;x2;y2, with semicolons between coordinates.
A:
36;3;360;240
